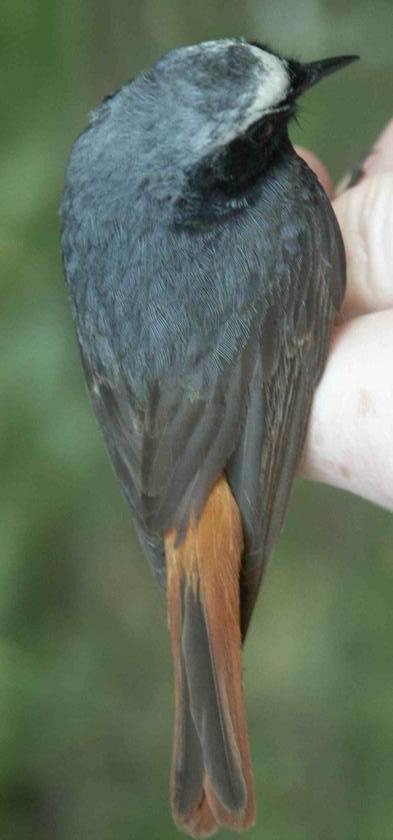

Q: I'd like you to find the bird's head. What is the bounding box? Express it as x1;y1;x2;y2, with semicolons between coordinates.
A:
64;39;357;225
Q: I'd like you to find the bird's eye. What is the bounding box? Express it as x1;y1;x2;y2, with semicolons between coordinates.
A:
248;117;274;145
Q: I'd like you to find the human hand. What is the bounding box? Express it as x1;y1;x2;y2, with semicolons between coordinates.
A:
298;120;393;510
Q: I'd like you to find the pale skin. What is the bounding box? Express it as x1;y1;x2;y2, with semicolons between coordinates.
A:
297;119;393;511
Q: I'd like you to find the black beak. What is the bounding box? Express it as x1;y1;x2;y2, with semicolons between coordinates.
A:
293;54;359;96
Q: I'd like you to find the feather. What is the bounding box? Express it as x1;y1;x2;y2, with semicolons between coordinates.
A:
165;476;255;836
61;46;350;840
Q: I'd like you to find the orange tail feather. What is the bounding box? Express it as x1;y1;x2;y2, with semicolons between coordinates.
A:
165;475;255;837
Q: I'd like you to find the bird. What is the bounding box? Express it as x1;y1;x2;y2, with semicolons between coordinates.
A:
60;39;357;837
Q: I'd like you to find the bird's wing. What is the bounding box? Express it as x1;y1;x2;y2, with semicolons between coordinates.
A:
81;303;261;588
226;188;346;638
81;173;345;614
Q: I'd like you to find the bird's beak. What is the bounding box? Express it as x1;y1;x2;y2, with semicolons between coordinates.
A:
293;54;359;96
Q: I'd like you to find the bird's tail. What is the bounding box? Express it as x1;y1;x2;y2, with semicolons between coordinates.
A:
165;476;255;837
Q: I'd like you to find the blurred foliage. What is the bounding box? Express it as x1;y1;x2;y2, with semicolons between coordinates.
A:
1;1;393;838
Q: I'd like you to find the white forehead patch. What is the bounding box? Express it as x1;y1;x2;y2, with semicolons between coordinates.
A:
245;45;290;119
196;42;288;111
183;40;289;115
179;40;291;153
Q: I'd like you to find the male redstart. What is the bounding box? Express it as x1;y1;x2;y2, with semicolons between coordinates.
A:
61;39;357;836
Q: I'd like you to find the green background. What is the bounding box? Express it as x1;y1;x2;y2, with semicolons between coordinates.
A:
2;2;393;838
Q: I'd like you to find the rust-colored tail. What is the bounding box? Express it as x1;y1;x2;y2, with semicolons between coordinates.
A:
165;475;255;837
